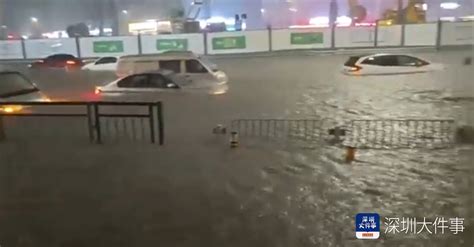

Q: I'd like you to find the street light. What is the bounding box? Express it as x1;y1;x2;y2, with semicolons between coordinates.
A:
121;10;128;14
30;17;38;23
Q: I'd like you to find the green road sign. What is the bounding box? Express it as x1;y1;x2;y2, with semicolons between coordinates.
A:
212;36;246;50
93;41;124;53
290;32;324;45
156;39;188;51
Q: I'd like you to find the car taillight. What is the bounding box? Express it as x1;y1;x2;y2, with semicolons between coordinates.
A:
66;60;76;65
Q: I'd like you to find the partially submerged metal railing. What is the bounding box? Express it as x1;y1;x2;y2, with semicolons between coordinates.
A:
0;101;164;145
231;118;336;142
343;119;455;149
230;118;456;149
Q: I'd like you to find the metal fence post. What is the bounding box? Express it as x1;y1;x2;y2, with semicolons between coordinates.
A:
331;24;336;49
20;38;27;59
203;31;208;55
400;23;406;47
157;102;164;145
374;21;379;47
148;104;155;144
436;19;443;50
268;25;273;52
93;103;102;144
137;33;143;55
0;115;5;141
75;36;82;58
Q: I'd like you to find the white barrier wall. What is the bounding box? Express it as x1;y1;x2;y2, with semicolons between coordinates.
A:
271;28;331;50
335;27;375;48
141;33;205;54
79;36;139;57
404;23;437;46
25;38;77;58
377;25;402;46
0;40;23;59
207;30;269;54
441;21;474;46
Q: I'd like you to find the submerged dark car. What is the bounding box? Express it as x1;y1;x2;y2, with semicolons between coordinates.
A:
29;54;84;71
0;71;49;113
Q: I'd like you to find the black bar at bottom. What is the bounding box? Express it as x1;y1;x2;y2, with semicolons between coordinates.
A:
148;105;155;144
93;104;102;144
157;102;164;145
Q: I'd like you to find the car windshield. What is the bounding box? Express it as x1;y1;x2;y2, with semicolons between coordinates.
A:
1;0;473;246
198;56;218;71
344;56;362;67
0;72;38;98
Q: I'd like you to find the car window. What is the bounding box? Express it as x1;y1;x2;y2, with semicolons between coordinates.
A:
364;55;398;66
117;74;149;88
186;59;208;73
397;56;428;67
0;72;38;98
148;74;168;88
96;57;117;65
361;56;378;65
159;60;181;73
345;56;362;67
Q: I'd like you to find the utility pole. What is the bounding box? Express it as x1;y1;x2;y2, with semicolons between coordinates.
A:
397;0;404;24
99;0;105;36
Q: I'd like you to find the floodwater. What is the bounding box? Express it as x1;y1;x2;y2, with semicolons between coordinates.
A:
0;49;473;246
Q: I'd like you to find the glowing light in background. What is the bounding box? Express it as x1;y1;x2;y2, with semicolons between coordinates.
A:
336;16;352;27
440;2;460;9
440;16;456;21
309;16;329;27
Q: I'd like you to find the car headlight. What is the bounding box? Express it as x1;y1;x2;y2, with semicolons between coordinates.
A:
214;71;228;83
0;105;23;113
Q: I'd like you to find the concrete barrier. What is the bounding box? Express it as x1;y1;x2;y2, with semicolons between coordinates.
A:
405;23;437;46
335;26;375;48
0;40;24;59
441;21;474;46
271;28;331;50
377;25;402;47
141;33;205;55
1;22;473;60
25;38;78;59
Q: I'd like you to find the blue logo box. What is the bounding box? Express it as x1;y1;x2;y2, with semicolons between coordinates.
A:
355;213;380;239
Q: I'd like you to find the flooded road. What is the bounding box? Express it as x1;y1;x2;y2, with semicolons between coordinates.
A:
1;49;473;246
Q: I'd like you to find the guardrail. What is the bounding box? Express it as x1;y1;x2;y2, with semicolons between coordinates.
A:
231;118;456;149
0;101;164;145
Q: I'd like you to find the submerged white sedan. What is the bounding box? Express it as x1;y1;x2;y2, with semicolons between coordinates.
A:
95;69;229;96
82;56;118;71
342;54;444;76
